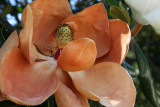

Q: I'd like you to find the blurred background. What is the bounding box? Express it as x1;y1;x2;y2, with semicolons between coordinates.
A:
0;0;160;107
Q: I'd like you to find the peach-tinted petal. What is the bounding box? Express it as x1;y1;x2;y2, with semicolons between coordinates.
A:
0;48;58;105
20;5;33;62
22;7;43;30
96;19;131;64
54;68;89;107
69;62;136;107
0;31;19;101
62;3;110;58
0;30;19;62
20;5;53;63
58;38;97;71
23;0;72;55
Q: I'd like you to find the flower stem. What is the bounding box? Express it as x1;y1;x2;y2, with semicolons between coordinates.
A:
131;22;143;37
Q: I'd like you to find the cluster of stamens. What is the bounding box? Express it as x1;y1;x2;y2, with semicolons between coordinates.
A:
47;24;73;58
54;24;73;48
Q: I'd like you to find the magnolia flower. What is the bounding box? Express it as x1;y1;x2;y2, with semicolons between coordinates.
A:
0;0;136;107
125;0;160;33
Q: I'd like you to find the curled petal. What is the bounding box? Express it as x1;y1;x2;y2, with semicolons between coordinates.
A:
20;5;53;63
24;0;73;55
58;38;97;71
20;5;34;62
0;31;19;101
54;68;89;107
62;3;110;58
96;19;131;64
0;48;58;105
22;6;43;30
0;30;19;63
69;62;136;107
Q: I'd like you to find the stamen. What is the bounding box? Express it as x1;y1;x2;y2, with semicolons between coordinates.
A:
54;24;73;48
48;24;73;59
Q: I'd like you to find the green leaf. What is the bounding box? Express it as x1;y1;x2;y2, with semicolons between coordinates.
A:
133;40;159;107
105;0;118;6
122;61;135;72
110;6;129;24
1;5;12;17
119;2;130;24
109;2;130;24
110;2;130;24
17;7;23;12
122;61;138;78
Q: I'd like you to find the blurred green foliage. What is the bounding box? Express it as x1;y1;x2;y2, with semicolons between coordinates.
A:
0;0;160;107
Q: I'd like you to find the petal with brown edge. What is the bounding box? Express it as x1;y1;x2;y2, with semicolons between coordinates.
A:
58;38;97;72
62;3;110;58
54;68;89;107
96;19;131;64
68;62;136;107
25;0;73;55
0;48;58;105
20;5;53;64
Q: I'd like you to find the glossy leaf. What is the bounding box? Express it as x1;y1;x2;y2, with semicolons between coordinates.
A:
122;61;135;72
133;40;159;107
119;2;130;24
105;0;118;6
110;6;130;24
122;61;138;78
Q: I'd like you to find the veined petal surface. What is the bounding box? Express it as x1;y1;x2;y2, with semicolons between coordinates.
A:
0;48;58;105
62;3;110;58
0;31;19;101
20;5;54;63
55;68;89;107
69;62;136;107
23;0;73;55
96;19;131;64
58;38;97;71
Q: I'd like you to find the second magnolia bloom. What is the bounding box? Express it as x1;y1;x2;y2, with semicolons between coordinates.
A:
125;0;160;33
